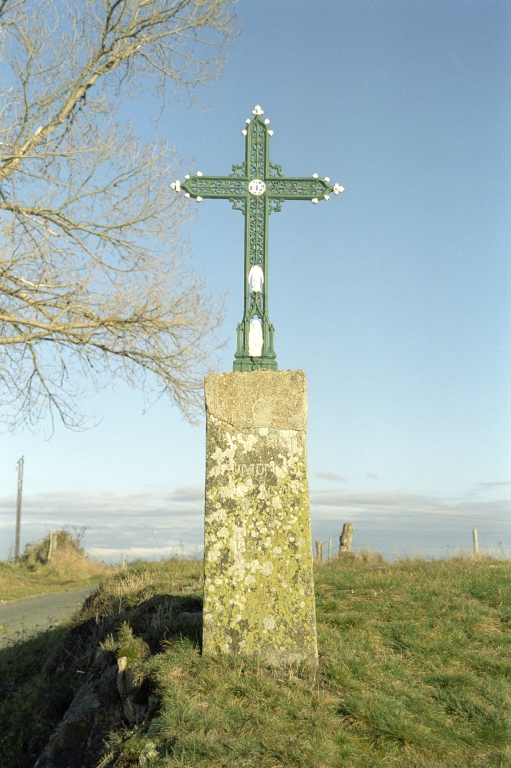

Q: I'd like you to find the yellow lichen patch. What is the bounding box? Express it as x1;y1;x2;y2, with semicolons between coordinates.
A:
203;370;317;667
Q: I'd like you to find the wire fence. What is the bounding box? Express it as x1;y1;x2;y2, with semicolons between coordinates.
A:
6;520;508;566
314;525;510;562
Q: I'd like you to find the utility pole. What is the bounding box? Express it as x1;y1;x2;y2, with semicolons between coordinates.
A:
14;456;24;562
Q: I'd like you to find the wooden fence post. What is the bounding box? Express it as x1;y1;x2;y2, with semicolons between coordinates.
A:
315;541;324;563
472;528;478;557
339;523;354;555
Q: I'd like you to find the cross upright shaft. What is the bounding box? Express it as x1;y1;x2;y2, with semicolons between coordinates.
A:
171;105;344;371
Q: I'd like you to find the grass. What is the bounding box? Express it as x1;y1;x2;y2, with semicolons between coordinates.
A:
0;530;112;602
1;553;510;767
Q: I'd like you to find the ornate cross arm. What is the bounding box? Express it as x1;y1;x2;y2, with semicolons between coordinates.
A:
266;176;344;202
176;173;247;201
169;105;344;371
171;173;344;204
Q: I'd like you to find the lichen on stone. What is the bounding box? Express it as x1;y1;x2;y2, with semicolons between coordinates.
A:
203;370;318;667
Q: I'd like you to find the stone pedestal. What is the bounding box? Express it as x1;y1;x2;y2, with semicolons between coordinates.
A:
203;369;317;666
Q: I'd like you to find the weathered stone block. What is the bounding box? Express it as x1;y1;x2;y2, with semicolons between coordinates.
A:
203;369;317;666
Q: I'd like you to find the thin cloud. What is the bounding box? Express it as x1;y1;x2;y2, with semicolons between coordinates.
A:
366;473;379;480
2;488;509;565
317;472;346;482
0;491;205;562
311;491;419;507
171;485;205;502
310;489;511;526
475;481;511;488
0;490;204;516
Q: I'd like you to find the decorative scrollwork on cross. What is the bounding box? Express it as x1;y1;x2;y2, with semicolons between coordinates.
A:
249;196;265;267
268;199;283;215
269;162;284;178
249;122;265;180
267;179;329;198
230;163;246;177
230;198;246;214
249;292;264;317
172;106;344;371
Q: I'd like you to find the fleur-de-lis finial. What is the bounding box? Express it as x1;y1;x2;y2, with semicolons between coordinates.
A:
252;105;264;116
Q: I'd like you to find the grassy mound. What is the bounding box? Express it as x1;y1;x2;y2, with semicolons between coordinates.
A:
0;529;111;602
1;554;510;767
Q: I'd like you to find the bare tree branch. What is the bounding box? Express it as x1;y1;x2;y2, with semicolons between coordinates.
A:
0;0;238;431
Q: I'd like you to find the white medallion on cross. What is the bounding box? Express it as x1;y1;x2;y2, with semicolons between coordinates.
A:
248;179;266;196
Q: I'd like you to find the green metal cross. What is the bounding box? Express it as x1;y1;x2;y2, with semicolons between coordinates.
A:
171;105;344;372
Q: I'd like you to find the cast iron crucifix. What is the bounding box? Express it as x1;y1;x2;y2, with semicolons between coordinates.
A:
171;105;344;371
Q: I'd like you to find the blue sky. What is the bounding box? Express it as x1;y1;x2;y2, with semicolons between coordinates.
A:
2;0;510;562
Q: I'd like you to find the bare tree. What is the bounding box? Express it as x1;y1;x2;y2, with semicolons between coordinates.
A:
0;0;238;430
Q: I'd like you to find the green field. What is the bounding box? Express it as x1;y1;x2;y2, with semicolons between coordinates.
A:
1;554;510;767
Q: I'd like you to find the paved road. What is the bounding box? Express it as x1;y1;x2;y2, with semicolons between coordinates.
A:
0;587;96;647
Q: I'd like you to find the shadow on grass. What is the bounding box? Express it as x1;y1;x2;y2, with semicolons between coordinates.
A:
97;591;204;651
0;590;203;768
